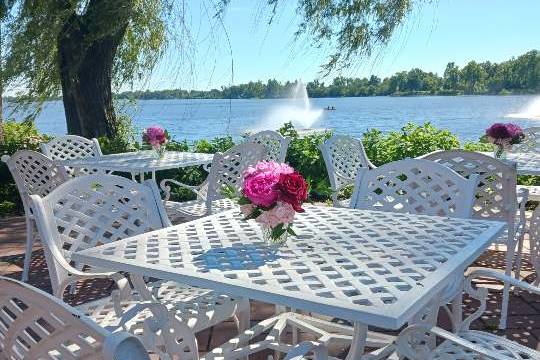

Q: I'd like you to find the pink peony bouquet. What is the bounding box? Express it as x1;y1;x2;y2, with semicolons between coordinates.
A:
485;123;524;158
142;126;169;157
229;161;309;243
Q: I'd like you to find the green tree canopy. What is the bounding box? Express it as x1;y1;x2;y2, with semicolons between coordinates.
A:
1;0;421;137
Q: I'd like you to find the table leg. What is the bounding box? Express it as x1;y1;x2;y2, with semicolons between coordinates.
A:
345;322;368;360
139;171;145;182
151;171;156;182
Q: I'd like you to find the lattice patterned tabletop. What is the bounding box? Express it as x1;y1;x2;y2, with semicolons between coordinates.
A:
481;151;540;175
56;151;214;173
73;205;505;330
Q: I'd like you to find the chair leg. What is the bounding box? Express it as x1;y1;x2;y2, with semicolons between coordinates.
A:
21;218;34;282
234;299;251;333
499;245;516;329
513;233;526;295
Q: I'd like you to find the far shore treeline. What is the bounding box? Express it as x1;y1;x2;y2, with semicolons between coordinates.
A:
112;50;539;100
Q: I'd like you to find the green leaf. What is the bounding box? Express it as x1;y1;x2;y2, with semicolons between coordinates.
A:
271;224;286;240
220;185;237;199
286;226;297;237
237;196;251;205
244;208;262;220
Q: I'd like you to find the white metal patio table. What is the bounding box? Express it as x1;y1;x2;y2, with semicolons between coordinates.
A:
72;205;505;358
480;151;540;175
55;150;214;181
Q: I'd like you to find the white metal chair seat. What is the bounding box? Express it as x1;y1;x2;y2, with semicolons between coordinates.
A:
79;281;247;335
164;198;237;223
432;330;540;359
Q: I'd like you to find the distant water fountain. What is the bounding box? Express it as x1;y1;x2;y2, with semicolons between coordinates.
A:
255;80;324;132
506;97;540;120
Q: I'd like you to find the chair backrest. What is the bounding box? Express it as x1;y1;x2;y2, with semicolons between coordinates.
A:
246;130;291;163
511;126;540;153
30;174;171;293
205;142;266;206
0;276;150;360
319;135;374;204
350;158;478;218
41;135;102;161
1;150;68;215
421;150;517;222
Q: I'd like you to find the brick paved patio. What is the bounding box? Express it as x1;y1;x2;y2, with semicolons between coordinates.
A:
1;215;539;356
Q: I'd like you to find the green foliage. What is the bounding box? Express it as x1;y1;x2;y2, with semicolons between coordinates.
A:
0;201;16;217
193;136;235;154
0;120;47;155
97;114;137;154
114;50;540;100
278;122;332;200
362;123;460;166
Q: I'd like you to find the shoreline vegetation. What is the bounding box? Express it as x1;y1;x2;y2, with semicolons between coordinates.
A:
116;50;540;100
5;50;539;102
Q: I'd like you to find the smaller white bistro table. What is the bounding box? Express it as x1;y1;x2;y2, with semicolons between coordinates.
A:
56;150;214;181
73;205;505;358
481;151;540;176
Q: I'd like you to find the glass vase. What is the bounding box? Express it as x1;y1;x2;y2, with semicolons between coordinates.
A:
494;146;507;160
153;145;166;159
260;224;289;246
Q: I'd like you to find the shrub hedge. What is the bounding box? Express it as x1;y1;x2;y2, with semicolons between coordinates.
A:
1;120;537;216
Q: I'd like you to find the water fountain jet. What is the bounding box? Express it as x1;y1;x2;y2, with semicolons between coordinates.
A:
253;80;325;134
506;97;540;120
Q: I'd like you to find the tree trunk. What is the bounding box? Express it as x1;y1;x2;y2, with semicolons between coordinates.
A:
57;0;133;138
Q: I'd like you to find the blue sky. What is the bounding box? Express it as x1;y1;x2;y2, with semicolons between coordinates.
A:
142;0;540;91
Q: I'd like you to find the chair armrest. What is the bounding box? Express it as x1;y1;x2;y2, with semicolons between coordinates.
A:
467;269;540;296
56;270;132;302
159;178;204;201
396;324;514;360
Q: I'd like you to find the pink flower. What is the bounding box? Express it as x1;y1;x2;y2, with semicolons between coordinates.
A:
255;202;296;228
240;204;255;217
143;126;168;146
243;171;280;207
244;161;294;177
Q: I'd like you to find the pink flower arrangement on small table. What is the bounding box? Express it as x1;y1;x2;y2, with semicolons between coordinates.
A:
485;123;524;159
227;161;309;244
142;126;169;158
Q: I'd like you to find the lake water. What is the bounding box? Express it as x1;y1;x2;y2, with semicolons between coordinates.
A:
8;95;540;144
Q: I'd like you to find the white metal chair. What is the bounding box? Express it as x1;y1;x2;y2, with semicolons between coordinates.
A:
1;150;68;282
161;142;266;223
392;269;540;360
512;127;540;201
246;130;291;162
350;158;479;218
421;150;528;329
41;134;103;175
0;276;150;360
29;174;250;356
319;134;375;207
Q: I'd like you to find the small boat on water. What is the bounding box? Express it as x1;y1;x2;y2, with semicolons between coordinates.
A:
324;106;336;111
